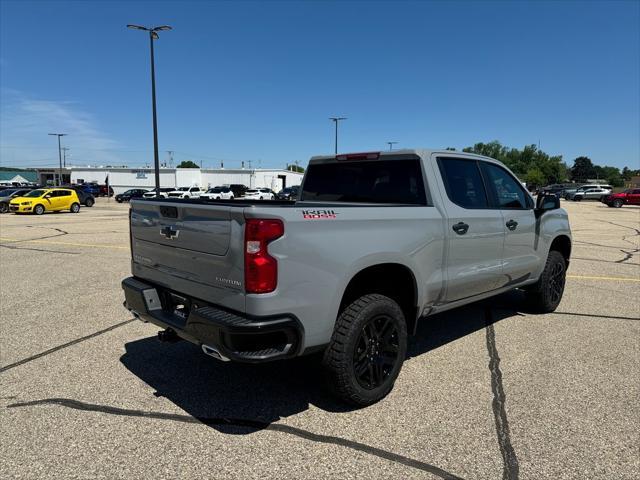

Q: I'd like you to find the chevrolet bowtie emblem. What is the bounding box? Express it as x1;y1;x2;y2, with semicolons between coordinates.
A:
160;225;180;239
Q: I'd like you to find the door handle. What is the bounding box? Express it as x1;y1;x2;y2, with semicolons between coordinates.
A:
506;219;518;231
452;222;469;235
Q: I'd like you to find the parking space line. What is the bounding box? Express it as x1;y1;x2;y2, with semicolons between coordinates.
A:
0;237;128;250
567;274;640;283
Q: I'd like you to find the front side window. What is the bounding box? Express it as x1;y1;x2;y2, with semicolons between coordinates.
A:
480;163;531;209
437;158;488;209
301;158;427;204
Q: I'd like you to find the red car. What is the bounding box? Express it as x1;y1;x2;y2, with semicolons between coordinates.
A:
602;189;640;208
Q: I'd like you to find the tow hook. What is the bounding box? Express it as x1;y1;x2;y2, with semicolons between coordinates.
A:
157;328;180;343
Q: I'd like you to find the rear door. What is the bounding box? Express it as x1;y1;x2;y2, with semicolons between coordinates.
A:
480;162;539;285
435;156;505;302
628;189;640;205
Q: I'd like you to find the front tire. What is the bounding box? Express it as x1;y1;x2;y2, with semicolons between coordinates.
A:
613;199;624;208
0;203;8;213
70;202;80;213
85;197;95;207
322;294;407;406
33;204;45;215
525;250;566;313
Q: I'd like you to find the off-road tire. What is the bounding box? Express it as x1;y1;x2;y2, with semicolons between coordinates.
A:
525;250;566;313
33;204;45;215
322;294;407;406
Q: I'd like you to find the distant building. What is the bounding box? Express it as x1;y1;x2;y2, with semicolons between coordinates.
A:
627;176;640;188
0;170;38;185
35;166;303;195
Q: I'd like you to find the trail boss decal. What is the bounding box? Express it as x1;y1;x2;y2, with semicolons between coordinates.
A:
302;209;338;220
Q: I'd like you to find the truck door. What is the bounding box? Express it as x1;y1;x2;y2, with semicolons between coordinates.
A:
435;156;505;302
480;162;539;285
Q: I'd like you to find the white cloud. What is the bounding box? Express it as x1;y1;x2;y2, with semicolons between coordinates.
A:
0;89;123;167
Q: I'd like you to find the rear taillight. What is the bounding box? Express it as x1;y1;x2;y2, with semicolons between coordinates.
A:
244;218;284;294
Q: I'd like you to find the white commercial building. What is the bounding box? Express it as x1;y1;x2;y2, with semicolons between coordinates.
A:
36;167;304;195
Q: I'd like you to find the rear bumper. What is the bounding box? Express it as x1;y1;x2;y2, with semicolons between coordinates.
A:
122;276;303;363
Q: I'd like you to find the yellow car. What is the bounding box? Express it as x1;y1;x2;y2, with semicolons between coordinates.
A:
9;188;81;215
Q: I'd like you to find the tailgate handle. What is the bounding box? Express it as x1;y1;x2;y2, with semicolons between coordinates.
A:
160;206;178;218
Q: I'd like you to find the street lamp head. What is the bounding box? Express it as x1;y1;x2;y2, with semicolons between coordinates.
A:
329;117;347;122
127;24;149;31
48;133;67;137
151;31;160;40
153;25;172;31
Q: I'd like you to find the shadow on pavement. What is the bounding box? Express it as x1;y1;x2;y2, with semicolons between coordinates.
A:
120;292;526;434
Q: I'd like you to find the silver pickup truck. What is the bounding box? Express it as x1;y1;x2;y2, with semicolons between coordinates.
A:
122;149;571;405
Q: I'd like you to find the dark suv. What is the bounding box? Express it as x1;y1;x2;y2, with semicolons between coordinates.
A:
226;184;249;198
276;185;300;200
62;185;96;207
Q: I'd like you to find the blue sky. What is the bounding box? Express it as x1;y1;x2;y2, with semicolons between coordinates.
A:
1;0;638;170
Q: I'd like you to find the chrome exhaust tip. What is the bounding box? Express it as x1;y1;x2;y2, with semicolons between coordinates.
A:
201;344;230;362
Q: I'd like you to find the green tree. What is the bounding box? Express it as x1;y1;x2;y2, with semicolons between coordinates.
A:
570;157;596;181
177;160;200;168
286;164;305;173
525;168;545;186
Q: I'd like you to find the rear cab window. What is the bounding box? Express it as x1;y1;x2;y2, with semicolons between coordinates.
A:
301;157;427;204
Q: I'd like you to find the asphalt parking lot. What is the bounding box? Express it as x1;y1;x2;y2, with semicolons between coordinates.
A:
0;198;638;480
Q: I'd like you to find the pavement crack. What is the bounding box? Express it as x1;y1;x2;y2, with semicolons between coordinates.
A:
484;308;519;480
0;319;136;373
0;244;79;255
6;398;466;480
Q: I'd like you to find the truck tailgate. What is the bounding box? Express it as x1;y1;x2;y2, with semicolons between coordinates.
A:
129;199;245;309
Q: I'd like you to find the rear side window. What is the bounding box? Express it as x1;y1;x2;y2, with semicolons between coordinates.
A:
437;158;489;209
301;159;427;204
480;162;531;209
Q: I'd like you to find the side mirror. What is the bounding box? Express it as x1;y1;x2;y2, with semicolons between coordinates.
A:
536;193;560;212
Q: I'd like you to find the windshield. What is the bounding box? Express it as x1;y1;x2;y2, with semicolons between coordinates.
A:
24;189;47;198
246;189;258;193
178;187;189;191
0;189;18;197
208;188;223;193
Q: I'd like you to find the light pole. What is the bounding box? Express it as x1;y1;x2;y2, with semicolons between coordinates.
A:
127;24;172;196
48;133;67;186
329;117;347;155
387;141;398;151
61;147;70;167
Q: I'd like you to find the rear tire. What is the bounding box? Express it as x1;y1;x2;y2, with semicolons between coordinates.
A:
34;204;45;215
322;294;407;406
524;250;566;313
613;199;624;208
0;203;8;213
574;196;582;202
85;197;95;207
70;202;80;213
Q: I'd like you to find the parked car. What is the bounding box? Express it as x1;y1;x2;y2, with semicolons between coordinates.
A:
601;189;640;208
541;184;567;197
99;184;114;197
115;189;149;203
0;188;32;213
76;183;101;196
276;185;300;200
62;185;95;207
243;188;275;200
9;188;81;215
167;187;204;199
122;149;571;405
571;186;612;201
142;188;176;199
200;186;235;200
225;184;249;198
565;184;611;200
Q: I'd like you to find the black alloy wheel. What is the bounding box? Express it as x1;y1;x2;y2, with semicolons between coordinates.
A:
353;315;401;390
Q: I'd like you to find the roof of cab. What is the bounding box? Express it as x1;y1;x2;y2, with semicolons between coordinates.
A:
309;148;501;165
